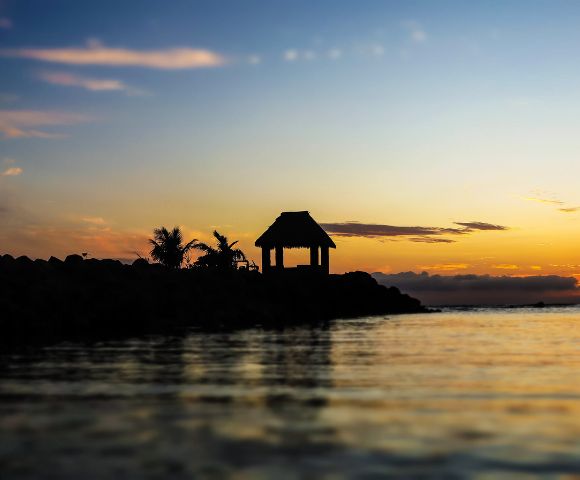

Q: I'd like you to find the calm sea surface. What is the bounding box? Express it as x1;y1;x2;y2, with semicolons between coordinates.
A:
3;307;580;478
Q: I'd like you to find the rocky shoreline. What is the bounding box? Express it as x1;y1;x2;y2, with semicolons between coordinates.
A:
0;254;428;344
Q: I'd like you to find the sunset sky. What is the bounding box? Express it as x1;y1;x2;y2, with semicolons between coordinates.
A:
2;0;580;281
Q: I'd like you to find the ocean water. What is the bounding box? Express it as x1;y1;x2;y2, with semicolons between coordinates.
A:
2;307;580;478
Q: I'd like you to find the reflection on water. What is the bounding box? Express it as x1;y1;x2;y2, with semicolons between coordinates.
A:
3;308;580;477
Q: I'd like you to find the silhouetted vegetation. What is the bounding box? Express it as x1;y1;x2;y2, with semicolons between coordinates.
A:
149;226;197;269
193;230;246;270
0;253;426;345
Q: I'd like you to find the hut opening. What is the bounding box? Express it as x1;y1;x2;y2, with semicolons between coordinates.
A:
255;211;336;274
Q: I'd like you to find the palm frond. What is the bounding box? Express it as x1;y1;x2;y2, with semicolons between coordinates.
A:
147;226;196;269
192;230;248;270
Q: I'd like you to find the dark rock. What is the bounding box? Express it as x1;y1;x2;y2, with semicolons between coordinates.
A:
48;256;63;266
0;255;427;345
64;254;84;265
99;259;123;269
16;256;33;265
0;254;15;269
132;258;150;269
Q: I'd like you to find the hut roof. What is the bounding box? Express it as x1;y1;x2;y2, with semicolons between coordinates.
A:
255;211;336;249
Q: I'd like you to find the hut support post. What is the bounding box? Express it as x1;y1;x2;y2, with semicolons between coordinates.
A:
321;246;329;274
261;247;271;273
310;246;319;268
275;246;284;270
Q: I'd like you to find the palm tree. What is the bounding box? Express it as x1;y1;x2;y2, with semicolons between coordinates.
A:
149;226;197;269
194;230;246;270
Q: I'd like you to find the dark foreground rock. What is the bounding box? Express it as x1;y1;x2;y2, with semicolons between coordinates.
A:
0;254;427;344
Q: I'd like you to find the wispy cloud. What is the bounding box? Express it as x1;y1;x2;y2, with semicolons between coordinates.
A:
370;44;385;56
321;220;509;243
303;50;316;61
524;192;580;214
402;21;427;44
38;71;147;95
0;110;91;139
0;166;22;176
418;263;470;271
282;49;324;62
454;221;509;231
0;17;11;29
1;223;150;260
408;237;456;244
320;222;465;238
524;196;564;206
81;216;106;225
559;207;580;213
328;48;342;60
1;40;225;70
283;49;299;62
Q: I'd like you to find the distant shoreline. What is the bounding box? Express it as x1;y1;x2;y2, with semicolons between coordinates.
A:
433;303;580;310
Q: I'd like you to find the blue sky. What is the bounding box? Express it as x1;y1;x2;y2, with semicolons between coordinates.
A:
3;0;580;276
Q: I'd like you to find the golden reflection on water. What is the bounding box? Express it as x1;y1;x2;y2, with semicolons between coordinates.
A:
3;308;580;477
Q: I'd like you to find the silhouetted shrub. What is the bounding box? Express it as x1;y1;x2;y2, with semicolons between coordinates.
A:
193;231;246;270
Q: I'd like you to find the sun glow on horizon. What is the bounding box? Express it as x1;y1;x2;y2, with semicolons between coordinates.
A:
2;0;580;292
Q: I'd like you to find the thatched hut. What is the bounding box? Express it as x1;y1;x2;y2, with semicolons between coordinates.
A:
255;211;336;274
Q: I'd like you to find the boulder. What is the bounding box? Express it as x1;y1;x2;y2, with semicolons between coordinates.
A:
65;254;84;266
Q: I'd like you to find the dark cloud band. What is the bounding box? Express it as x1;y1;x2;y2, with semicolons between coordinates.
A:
320;220;509;243
373;271;579;305
453;222;508;231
